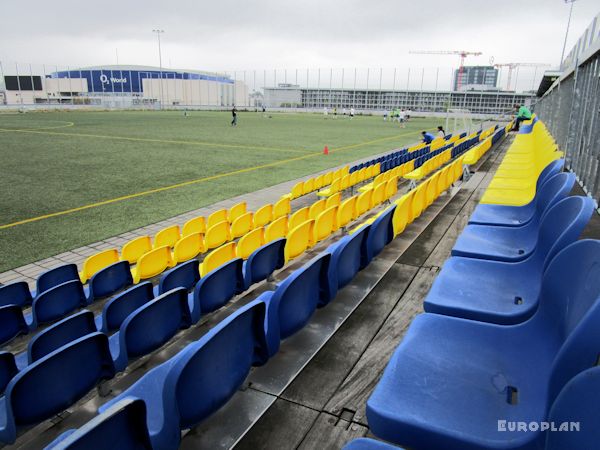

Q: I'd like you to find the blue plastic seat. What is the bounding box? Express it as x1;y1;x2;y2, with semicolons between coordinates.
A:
45;398;152;449
365;206;395;264
261;252;333;356
0;282;32;308
36;264;80;297
343;438;404;450
189;258;244;323
243;238;285;288
109;288;192;371
97;297;273;450
87;261;133;302
451;194;581;263
367;240;600;450
0;333;116;444
468;160;567;227
328;224;369;291
425;196;594;324
0;305;29;345
545;366;600;450
157;259;200;296
0;353;18;397
26;280;88;329
97;282;154;333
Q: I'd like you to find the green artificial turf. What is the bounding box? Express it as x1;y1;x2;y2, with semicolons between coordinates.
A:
0;110;442;271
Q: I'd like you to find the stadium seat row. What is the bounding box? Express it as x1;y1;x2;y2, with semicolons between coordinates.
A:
362;137;600;450
282;165;350;201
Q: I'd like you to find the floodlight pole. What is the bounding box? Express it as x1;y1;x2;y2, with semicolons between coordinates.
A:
560;0;576;70
153;29;165;109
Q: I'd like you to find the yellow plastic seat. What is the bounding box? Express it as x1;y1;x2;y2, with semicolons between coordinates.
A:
80;249;120;283
200;242;237;277
371;183;386;207
314;174;325;190
372;163;381;176
309;199;327;220
355;189;373;217
384;177;398;200
131;246;174;284
314;206;338;242
411;183;428;219
326;192;341;209
284;219;315;262
340;174;350;190
208;209;229;228
253;204;273;228
231;212;254;239
154;225;181;249
289;207;309;230
236;228;265;260
337;196;357;229
265;216;288;242
349;171;359;187
437;167;450;195
365;165;375;179
323;171;333;186
302;178;315;195
182;216;206;236
121;236;153;264
228;202;247;223
425;174;439;207
282;181;304;201
453;157;464;182
357;168;367;183
173;232;205;264
204;220;232;250
317;178;341;197
393;191;414;236
273;197;291;219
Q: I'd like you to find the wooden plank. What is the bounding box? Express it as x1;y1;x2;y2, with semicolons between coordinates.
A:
280;263;419;410
234;399;319;450
323;267;437;425
297;412;368;450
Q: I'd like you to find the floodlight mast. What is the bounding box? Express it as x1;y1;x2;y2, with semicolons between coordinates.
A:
152;29;165;109
560;0;577;70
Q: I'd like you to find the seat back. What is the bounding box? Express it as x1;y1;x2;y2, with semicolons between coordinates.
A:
425;174;439;206
326;192;342;209
265;216;288;242
121;236;152;264
204;220;231;250
153;225;181;249
117;288;192;368
356;189;372;217
28;310;96;364
231;212;254;238
0;282;32;308
0;352;18;395
80;250;120;283
289;207;309;230
545;366;600;450
37;264;80;295
393;191;414;236
411;183;427;219
207;209;229;228
337;196;357;229
284;219;314;262
534;172;575;217
200;242;237;277
133;246;173;282
328;225;369;291
173;232;204;264
534;196;594;270
314;206;337;243
45;398;152;450
243;238;286;288
314;174;325;189
158;259;200;295
303;178;315;194
365;206;395;263
32;280;87;327
88;261;133;301
3;333;115;442
536;159;564;190
267;252;332;343
159;299;270;441
237;228;265;259
290;181;304;199
253;204;273;228
323;171;333;186
536;240;600;405
100;282;154;333
372;183;386;207
309;199;327;220
0;306;28;345
228;201;247;223
384;177;398;200
273;197;291;219
182;216;206;236
192;259;244;321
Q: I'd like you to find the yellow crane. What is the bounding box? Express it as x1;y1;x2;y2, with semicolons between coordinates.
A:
493;62;551;91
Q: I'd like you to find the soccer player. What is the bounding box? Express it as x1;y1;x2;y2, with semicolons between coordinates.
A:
422;131;435;144
231;106;238;126
350;107;355;119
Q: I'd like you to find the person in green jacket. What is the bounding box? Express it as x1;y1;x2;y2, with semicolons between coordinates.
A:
514;103;532;131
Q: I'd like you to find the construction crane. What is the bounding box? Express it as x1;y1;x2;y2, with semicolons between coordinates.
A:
493;62;551;91
409;50;483;89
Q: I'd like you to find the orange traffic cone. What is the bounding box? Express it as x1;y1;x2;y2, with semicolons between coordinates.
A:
323;145;329;155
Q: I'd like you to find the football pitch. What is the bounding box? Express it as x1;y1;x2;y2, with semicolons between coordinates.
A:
0;110;440;272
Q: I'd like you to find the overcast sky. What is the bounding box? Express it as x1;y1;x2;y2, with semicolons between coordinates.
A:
1;0;598;91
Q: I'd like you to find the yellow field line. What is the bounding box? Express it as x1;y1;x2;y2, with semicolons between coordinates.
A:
0;129;417;230
0;121;75;132
0;127;308;154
